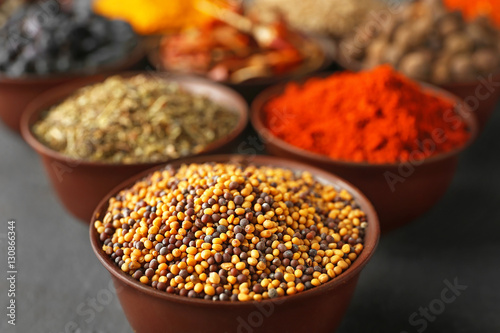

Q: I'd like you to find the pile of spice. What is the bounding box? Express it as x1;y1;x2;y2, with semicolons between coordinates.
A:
159;7;324;83
342;0;500;84
95;163;368;301
0;3;137;77
93;0;217;35
251;0;384;37
264;65;470;164
444;0;500;27
33;75;239;164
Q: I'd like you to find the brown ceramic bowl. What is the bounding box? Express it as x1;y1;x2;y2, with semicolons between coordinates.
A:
251;80;478;232
90;154;380;333
440;77;500;129
148;35;334;102
21;73;248;223
334;50;500;130
0;42;144;133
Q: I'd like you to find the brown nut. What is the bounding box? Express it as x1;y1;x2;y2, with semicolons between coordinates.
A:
431;55;453;84
422;0;447;15
365;38;387;67
438;12;464;36
410;16;434;45
445;32;474;55
466;20;497;48
450;54;477;82
393;23;416;53
472;48;500;75
383;45;405;67
398;50;433;81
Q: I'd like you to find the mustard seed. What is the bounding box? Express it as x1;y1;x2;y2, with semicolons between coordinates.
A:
96;163;368;301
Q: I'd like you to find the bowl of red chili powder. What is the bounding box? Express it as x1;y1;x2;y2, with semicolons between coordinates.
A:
251;65;478;232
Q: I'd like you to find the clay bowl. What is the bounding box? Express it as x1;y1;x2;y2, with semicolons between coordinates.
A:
90;154;380;333
148;35;334;102
21;73;248;223
0;42;144;133
440;77;500;129
334;50;500;131
251;81;478;232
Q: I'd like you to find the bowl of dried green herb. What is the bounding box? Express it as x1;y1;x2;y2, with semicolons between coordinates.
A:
21;72;248;223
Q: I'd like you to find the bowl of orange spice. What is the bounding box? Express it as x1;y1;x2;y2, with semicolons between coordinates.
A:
251;65;478;232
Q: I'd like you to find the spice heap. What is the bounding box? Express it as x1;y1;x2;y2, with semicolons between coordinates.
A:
264;66;470;164
33;75;239;164
159;9;324;83
95;163;368;301
93;0;217;35
342;0;500;84
0;3;137;77
251;0;384;37
444;0;500;27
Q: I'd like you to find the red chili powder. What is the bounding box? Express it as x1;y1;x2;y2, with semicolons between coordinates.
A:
264;65;471;164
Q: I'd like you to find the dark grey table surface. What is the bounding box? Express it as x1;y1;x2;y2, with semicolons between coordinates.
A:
1;98;499;333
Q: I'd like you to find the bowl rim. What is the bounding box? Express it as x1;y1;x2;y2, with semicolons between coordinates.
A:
250;76;479;169
20;71;249;168
0;39;145;84
148;34;335;87
89;154;380;307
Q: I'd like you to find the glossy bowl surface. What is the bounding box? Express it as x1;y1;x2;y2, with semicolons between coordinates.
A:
251;79;478;232
90;154;380;333
21;73;249;222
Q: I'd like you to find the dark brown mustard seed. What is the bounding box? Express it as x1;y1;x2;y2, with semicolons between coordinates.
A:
145;268;155;278
95;163;368;302
217;225;227;233
234;195;244;205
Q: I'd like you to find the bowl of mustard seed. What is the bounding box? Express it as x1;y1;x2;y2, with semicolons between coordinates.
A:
21;73;248;222
90;154;380;333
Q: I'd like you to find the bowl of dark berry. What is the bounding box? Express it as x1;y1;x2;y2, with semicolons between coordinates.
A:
0;1;142;132
90;154;380;333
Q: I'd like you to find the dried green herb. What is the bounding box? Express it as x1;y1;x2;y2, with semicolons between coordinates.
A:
33;74;239;163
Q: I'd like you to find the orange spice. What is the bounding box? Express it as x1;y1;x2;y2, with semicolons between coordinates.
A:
264;66;470;164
